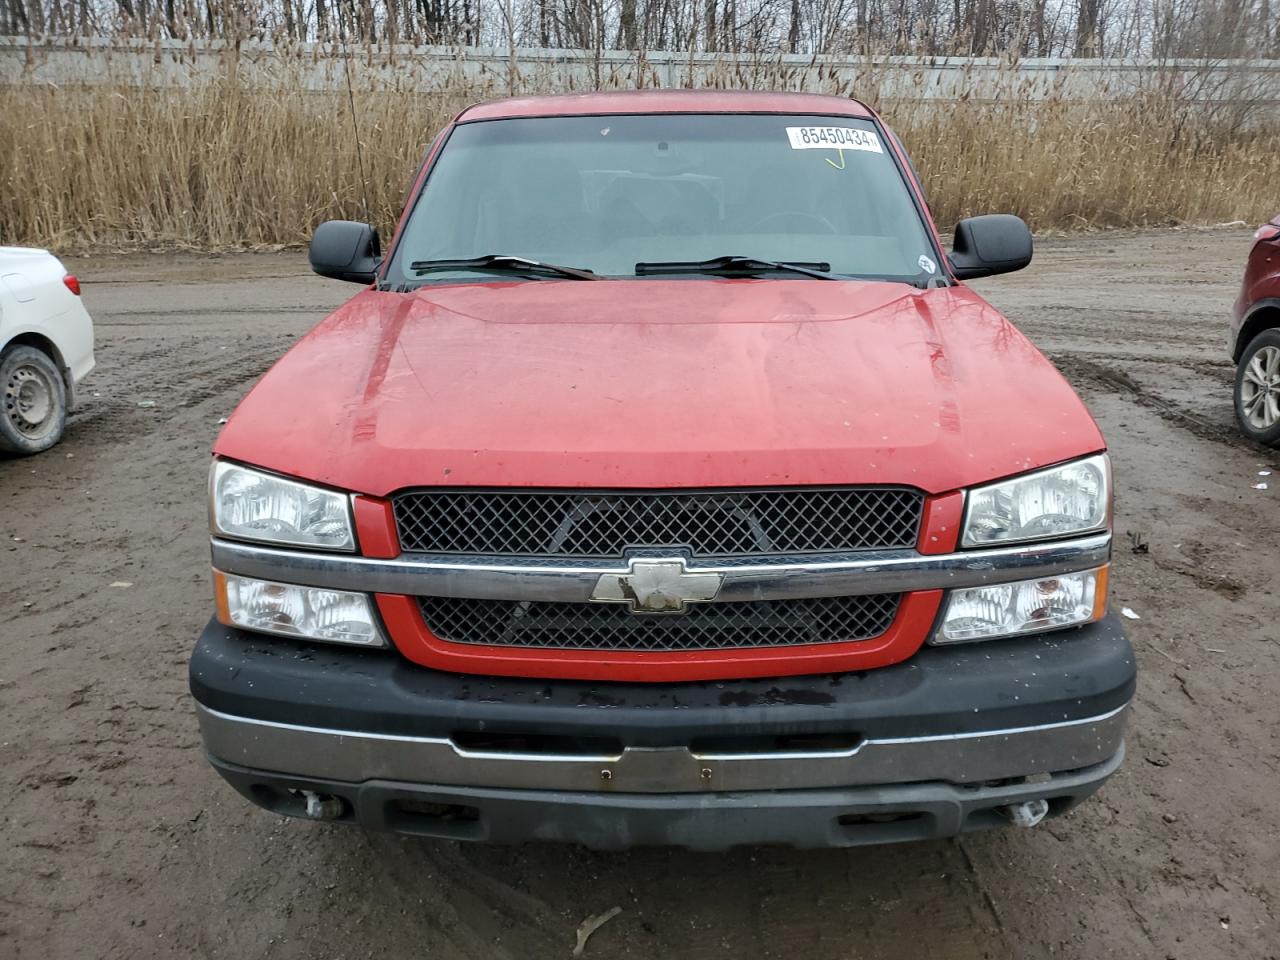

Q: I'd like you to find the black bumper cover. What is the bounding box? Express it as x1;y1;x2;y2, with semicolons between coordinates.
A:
190;615;1133;848
190;614;1135;744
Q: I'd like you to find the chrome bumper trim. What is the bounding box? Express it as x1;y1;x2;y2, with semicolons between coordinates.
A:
210;532;1111;604
196;701;1129;794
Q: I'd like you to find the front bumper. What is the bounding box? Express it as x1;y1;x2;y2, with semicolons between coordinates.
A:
191;614;1134;849
208;750;1123;850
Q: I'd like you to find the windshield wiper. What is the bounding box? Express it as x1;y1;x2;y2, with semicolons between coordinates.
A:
634;255;838;280
409;255;599;281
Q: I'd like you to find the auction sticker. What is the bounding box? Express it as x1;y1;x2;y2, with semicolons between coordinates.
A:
786;126;883;153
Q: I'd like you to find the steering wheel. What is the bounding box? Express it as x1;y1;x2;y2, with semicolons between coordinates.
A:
750;211;839;235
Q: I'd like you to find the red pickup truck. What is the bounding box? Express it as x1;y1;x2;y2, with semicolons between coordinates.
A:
190;90;1133;849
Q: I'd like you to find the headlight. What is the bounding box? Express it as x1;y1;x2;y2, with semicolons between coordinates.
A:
210;460;355;551
934;567;1107;644
962;455;1109;547
214;571;386;646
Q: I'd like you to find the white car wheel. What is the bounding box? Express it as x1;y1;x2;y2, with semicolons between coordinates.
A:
0;345;68;455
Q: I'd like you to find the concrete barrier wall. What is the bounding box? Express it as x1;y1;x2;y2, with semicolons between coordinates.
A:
3;37;1280;109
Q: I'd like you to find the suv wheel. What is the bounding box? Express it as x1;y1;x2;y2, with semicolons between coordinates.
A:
0;345;68;456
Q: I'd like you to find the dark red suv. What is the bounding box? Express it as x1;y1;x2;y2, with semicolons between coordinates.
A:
1233;217;1280;445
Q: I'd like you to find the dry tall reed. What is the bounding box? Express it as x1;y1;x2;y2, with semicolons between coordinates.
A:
3;58;1279;250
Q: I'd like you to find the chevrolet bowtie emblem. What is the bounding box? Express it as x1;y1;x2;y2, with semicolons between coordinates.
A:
590;559;724;614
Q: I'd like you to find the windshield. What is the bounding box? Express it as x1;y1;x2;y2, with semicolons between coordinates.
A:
389;113;940;285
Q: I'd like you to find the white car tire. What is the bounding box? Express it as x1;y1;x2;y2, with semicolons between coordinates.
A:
0;345;68;456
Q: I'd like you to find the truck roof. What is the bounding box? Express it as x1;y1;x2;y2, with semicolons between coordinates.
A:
457;89;875;122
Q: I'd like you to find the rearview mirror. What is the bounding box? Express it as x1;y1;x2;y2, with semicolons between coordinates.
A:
309;220;381;284
949;215;1033;280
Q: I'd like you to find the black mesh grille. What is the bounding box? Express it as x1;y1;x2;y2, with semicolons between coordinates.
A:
416;594;902;651
392;488;923;558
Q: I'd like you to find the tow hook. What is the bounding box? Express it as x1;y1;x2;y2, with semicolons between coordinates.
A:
998;799;1050;827
300;790;345;821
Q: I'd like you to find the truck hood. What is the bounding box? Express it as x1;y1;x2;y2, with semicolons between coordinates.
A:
215;279;1104;496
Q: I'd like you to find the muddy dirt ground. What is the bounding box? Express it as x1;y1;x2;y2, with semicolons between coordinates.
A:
2;229;1277;959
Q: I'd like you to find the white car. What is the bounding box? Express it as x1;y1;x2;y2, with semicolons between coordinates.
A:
0;247;95;455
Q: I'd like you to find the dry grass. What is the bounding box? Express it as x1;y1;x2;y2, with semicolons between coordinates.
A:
3;59;1279;250
901;95;1280;230
0;80;475;248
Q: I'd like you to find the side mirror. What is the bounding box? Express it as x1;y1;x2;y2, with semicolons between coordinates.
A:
949;214;1033;280
309;220;381;284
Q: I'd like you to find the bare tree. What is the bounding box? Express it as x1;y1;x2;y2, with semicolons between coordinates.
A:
1075;0;1101;54
12;0;1280;62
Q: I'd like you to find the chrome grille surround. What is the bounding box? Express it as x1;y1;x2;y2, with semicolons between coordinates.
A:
391;487;925;558
210;533;1115;606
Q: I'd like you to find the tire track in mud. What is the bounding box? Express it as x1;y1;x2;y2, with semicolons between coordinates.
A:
95;305;326;324
64;335;293;445
1050;352;1247;447
1026;309;1224;349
